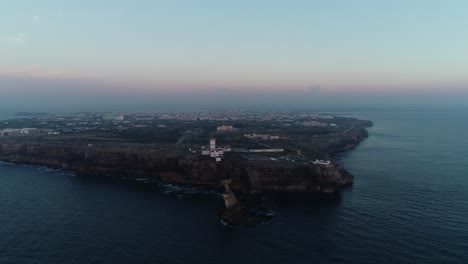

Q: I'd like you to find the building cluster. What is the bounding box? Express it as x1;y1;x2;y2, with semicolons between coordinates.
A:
0;112;166;134
4;112;339;133
1;111;340;167
200;136;285;160
0;128;42;137
154;112;335;122
244;133;280;140
102;113;125;121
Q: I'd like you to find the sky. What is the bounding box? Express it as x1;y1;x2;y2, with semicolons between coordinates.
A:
1;0;468;111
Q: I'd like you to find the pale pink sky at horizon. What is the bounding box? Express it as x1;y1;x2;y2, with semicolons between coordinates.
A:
1;67;467;97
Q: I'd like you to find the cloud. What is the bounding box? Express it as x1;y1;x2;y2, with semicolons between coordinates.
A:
32;14;41;21
5;34;28;45
308;84;321;92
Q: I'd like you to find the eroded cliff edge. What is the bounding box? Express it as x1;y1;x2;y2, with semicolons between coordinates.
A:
0;143;354;194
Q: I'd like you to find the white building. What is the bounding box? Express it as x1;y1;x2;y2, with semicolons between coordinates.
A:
0;128;40;137
210;137;216;150
303;121;328;127
217;125;234;132
114;114;124;121
244;133;280;140
249;149;284;153
312;159;331;166
0;129;12;137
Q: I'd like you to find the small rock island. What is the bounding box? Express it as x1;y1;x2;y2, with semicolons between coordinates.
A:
0;111;372;226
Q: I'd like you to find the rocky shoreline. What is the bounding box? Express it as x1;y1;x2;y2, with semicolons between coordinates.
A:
0;143;355;193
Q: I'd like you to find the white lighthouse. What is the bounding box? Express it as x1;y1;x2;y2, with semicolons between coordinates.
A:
210;137;216;151
201;137;223;161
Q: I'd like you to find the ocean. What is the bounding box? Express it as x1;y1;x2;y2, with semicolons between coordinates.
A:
0;109;467;263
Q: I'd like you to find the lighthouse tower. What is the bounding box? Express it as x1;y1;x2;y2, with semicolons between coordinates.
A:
210;137;216;151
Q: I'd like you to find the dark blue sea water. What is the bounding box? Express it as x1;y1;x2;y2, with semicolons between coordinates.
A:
1;110;467;264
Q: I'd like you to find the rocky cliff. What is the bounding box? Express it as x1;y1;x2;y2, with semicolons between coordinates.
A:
0;143;353;194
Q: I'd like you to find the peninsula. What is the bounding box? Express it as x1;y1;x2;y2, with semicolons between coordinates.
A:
0;111;372;226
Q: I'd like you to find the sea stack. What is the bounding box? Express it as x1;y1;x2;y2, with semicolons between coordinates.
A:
221;179;241;216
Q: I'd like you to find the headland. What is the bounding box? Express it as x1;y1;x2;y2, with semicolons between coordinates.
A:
0;111;372;226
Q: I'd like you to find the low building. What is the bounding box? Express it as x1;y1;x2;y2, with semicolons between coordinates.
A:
249;149;284;153
312;159;331;166
114;114;124;121
0;129;12;137
217;125;234;132
303;121;328;127
102;113;114;121
244;133;280;140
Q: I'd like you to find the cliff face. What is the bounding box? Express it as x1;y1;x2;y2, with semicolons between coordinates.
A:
0;143;353;194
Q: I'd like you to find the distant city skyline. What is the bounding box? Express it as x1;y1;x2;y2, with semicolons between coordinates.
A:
1;0;467;110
